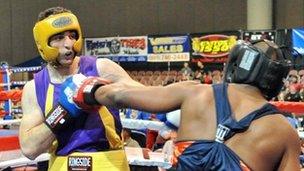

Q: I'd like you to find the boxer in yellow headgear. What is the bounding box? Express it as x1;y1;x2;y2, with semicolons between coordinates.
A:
19;7;145;171
33;11;82;62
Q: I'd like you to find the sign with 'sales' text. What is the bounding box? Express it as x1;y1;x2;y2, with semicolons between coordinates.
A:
147;35;190;62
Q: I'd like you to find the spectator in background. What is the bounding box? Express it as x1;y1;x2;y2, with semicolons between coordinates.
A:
288;74;302;91
180;62;193;81
164;78;175;86
122;128;141;148
202;71;213;84
146;113;167;150
162;130;177;162
212;70;222;84
159;130;178;171
154;109;180;153
276;91;286;101
284;84;302;102
300;87;304;102
124;109;168;150
194;61;206;83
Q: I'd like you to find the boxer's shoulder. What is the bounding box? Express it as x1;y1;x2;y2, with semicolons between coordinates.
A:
189;84;214;99
254;114;297;133
21;80;41;115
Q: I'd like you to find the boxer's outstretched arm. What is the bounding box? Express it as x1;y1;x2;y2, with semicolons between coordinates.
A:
95;81;201;113
19;80;55;160
96;58;143;87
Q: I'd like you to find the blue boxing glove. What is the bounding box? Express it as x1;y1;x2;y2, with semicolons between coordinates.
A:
159;110;181;139
44;74;86;135
59;74;86;116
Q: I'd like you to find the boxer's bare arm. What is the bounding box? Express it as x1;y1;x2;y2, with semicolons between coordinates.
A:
95;81;201;113
19;80;55;160
277;126;301;171
96;58;143;87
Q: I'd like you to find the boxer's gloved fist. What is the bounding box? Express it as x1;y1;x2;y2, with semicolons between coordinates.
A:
44;74;87;135
159;110;181;138
73;77;110;110
164;110;181;130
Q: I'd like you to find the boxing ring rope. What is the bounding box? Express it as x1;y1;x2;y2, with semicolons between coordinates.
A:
0;119;21;126
270;101;304;116
0;153;50;169
1;86;304;169
1;102;303;126
0;119;166;130
10;66;42;73
121;118;168;131
0;66;41;119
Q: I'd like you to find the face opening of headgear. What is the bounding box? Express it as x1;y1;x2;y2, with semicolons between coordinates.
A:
33;12;83;62
223;39;292;100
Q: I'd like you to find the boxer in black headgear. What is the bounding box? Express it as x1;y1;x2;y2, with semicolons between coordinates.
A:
224;39;290;100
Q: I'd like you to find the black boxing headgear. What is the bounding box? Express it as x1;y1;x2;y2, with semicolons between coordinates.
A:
223;40;290;100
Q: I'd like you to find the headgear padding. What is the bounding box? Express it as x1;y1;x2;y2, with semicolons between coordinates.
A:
33;12;83;62
223;40;290;100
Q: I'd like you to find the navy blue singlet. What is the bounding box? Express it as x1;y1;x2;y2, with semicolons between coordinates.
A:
174;83;280;171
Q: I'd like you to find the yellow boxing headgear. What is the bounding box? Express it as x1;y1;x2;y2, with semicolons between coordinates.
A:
33;12;83;62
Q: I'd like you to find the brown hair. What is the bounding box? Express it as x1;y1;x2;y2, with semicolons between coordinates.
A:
37;6;72;21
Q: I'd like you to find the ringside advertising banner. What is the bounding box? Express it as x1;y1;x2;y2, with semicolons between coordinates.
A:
190;31;240;63
242;30;276;42
292;28;304;55
147;35;190;62
84;36;148;62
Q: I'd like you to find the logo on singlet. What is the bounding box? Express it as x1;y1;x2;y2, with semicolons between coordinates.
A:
45;105;67;127
68;156;92;171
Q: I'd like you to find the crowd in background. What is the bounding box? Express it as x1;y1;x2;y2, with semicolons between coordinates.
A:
127;61;304;103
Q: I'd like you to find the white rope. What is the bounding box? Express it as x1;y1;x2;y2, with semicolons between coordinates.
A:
121;118;166;131
11;81;27;86
0;83;10;87
11;66;42;73
128;158;171;169
0;119;21;126
298;130;304;139
0;153;49;169
0;118;166;131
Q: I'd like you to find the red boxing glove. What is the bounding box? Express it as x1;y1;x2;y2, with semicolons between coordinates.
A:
73;77;110;110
